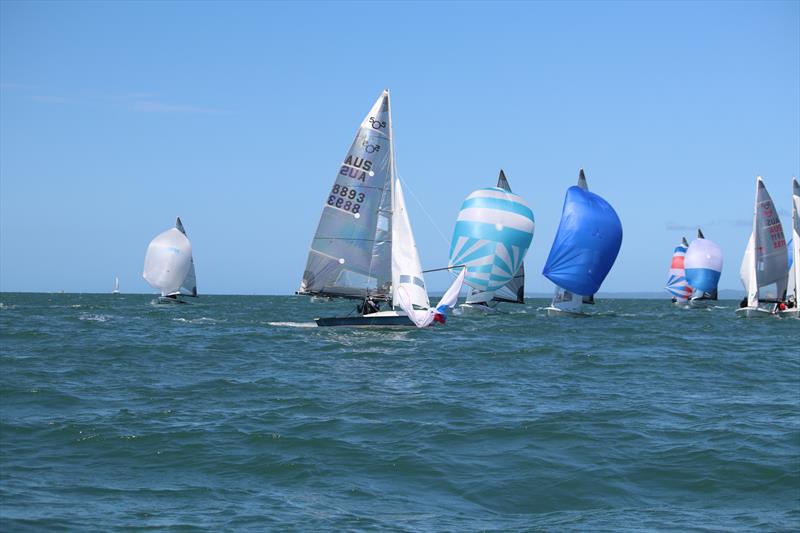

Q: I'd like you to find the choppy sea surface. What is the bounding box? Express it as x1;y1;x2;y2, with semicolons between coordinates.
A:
1;293;798;531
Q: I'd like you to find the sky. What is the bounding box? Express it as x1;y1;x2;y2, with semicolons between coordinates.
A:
1;0;798;295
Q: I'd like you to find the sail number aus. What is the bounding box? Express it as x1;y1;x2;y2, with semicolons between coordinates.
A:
328;184;365;214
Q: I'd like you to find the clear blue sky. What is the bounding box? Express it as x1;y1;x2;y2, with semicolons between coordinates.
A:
1;0;798;295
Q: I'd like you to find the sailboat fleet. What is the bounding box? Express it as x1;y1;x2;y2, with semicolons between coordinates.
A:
128;90;796;322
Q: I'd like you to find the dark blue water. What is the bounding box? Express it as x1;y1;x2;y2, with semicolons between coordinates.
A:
1;293;798;530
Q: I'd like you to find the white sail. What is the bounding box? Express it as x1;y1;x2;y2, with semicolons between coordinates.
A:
397;269;465;328
787;178;800;306
112;277;120;294
739;177;788;308
143;217;196;297
299;91;393;300
391;178;430;310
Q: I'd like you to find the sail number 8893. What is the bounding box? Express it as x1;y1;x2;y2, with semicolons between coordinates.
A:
328;184;365;214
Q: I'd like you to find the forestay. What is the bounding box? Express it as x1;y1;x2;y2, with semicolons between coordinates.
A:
299;91;394;301
542;171;622;296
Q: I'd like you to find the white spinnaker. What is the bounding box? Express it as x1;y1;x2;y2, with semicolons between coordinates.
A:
143;227;193;297
397;269;466;328
391;178;430;310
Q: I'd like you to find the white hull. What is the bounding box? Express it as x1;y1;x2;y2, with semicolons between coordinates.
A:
778;308;799;319
735;306;773;318
688;298;715;309
541;306;589;317
457;303;499;314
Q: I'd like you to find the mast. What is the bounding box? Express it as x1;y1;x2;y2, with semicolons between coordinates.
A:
745;178;760;306
386;89;395;220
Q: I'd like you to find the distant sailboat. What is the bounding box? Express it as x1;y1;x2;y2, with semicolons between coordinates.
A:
297;90;464;327
542;169;623;316
450;169;534;313
112;276;120;294
684;228;722;308
779;177;799;318
736;177;788;318
665;237;692;305
143;217;198;303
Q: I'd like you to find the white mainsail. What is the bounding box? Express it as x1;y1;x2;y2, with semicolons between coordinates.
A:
112;276;120;294
143;217;197;297
298;92;393;300
299;90;462;327
738;177;788;310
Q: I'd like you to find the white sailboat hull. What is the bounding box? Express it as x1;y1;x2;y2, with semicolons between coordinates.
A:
735;306;774;318
541;306;589;317
456;303;499;314
688;298;714;309
778;308;799;319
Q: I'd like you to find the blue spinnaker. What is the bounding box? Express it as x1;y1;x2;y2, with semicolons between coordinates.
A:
542;186;623;296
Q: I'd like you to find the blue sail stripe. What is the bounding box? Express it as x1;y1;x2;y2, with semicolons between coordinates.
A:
459;197;535;221
452;221;533;249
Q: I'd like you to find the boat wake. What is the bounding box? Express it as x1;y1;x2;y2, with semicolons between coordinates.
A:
267;321;317;328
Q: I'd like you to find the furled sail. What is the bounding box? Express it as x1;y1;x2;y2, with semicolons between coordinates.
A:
298;91;394;300
450;171;534;307
739;177;788;305
665;237;692;301
542;169;623;296
684;228;721;299
143;217;197;297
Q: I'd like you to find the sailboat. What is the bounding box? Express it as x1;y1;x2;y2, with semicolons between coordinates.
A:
541;169;623;316
683;228;722;308
450;169;534;313
112;276;120;294
665;237;692;305
779;177;799;318
736;177;788;318
143;217;197;304
297;90;464;327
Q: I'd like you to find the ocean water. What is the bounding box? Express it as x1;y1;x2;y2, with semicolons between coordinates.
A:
1;293;798;531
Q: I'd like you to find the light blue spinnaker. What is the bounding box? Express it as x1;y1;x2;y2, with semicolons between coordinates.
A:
449;180;534;294
542;170;622;296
